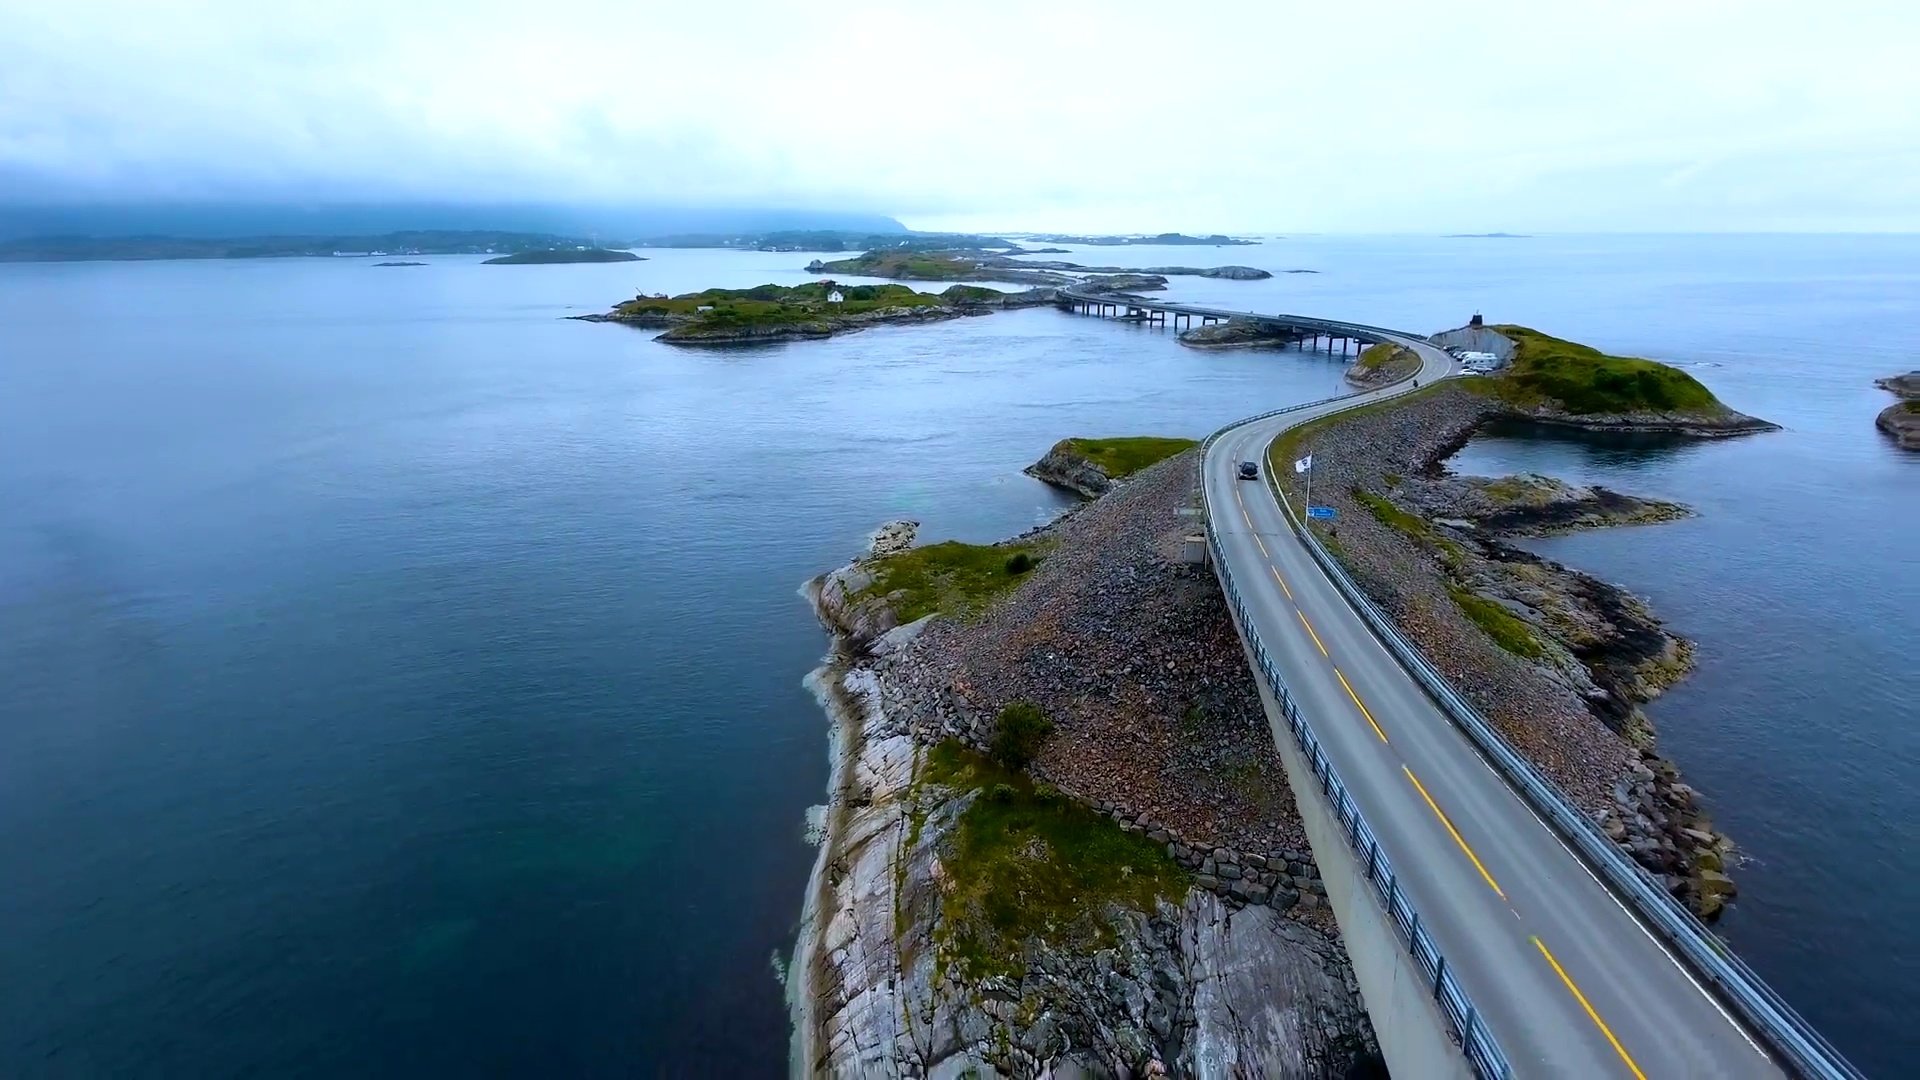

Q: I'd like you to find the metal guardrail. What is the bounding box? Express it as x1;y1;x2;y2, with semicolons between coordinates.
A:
1206;507;1513;1077
1196;397;1514;1079
1245;403;1867;1080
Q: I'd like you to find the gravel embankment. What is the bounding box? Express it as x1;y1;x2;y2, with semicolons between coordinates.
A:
862;450;1313;864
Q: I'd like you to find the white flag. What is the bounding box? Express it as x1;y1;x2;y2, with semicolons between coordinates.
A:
1294;454;1313;474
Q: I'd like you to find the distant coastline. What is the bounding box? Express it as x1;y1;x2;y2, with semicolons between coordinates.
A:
481;248;642;265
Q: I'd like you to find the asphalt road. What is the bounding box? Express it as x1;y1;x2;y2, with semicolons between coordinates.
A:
1206;339;1782;1078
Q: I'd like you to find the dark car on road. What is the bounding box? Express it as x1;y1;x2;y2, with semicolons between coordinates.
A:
1238;460;1259;480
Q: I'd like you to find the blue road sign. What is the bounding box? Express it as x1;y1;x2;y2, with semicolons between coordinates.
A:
1307;506;1338;520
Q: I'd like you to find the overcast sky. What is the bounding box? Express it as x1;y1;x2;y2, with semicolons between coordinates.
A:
3;0;1916;233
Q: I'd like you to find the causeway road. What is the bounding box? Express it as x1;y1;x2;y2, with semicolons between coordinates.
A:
1206;337;1781;1077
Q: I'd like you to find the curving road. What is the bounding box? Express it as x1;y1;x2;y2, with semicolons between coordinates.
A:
1203;334;1781;1077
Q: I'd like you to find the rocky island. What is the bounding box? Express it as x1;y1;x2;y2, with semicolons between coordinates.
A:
1177;319;1295;350
574;281;1054;345
1023;436;1197;497
482;248;644;264
796;449;1377;1076
1021;232;1258;247
1264;323;1776;915
1875;371;1920;449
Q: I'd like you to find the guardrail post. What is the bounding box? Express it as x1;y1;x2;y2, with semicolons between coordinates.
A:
1433;955;1449;1001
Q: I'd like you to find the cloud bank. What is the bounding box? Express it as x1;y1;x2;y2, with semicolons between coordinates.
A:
3;0;1916;232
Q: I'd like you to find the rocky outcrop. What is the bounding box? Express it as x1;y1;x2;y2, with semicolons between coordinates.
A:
1138;265;1272;280
1877;401;1920;449
941;285;1060;310
1343;343;1419;389
1494;395;1779;438
1178;319;1294;350
1394;473;1692;536
1279;383;1738;915
1873;371;1920;399
1874;374;1920;450
812;521;918;649
1080;273;1171;294
1023;441;1113;497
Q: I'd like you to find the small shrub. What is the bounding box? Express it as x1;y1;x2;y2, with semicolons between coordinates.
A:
986;783;1017;805
990;702;1054;770
1004;552;1033;575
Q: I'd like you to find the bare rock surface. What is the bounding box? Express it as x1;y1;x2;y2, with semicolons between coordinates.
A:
1023;441;1113;497
1874;370;1920;399
1178;319;1294;350
1395;472;1692;536
1877;401;1920;449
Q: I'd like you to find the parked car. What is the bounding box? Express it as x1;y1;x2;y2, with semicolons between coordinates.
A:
1238;461;1259;480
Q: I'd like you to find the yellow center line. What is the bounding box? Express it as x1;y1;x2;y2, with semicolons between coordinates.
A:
1402;765;1505;899
1296;610;1328;656
1253;533;1268;557
1269;564;1293;599
1532;935;1650;1080
1334;668;1388;742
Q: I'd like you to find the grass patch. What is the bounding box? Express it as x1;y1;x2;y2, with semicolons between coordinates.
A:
920;741;1185;980
1488;325;1724;416
1355;489;1430;538
1447;584;1545;658
856;539;1043;623
1355;342;1413;372
815;251;986;280
990;702;1053;770
1062;436;1198;479
613;281;947;331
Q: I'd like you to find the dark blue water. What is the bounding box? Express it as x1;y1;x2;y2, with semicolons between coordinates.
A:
1;236;1913;1075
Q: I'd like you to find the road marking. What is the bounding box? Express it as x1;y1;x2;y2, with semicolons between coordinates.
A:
1402;766;1505;899
1532;935;1650;1080
1241;505;1253;529
1253;533;1268;557
1268;564;1293;600
1295;610;1328;656
1334;669;1388;742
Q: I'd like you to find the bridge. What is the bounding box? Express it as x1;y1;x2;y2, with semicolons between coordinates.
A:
1061;293;1863;1078
1058;285;1384;356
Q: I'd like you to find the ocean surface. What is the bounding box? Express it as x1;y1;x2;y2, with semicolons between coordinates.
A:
0;235;1913;1076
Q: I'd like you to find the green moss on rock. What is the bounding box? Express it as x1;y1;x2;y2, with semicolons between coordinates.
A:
920;741;1186;980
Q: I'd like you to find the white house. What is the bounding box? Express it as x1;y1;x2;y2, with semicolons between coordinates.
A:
827;289;845;304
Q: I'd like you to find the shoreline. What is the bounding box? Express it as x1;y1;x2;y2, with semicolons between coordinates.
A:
786;578;853;1078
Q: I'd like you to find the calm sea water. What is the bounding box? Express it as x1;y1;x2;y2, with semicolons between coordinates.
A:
0;236;1913;1075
